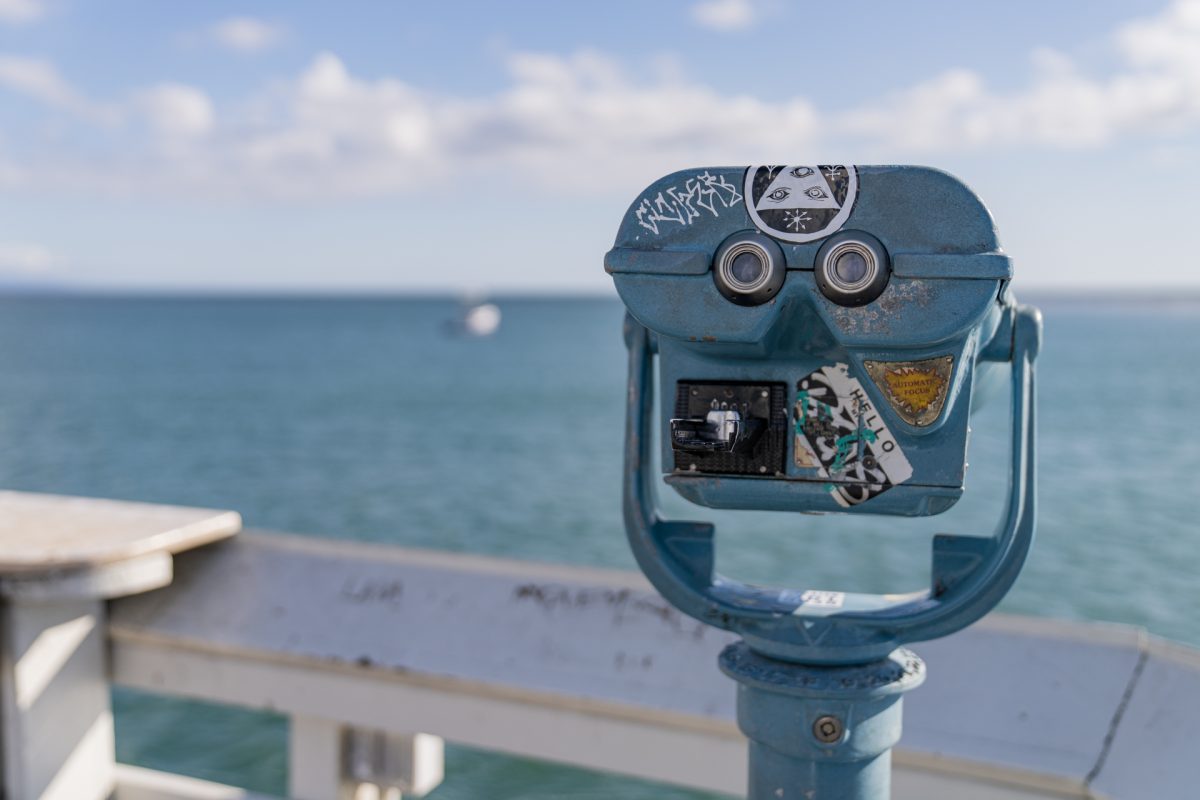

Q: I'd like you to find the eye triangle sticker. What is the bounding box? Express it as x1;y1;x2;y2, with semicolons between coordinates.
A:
745;165;858;243
755;166;841;211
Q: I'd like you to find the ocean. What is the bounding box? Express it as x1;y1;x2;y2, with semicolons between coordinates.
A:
0;294;1197;797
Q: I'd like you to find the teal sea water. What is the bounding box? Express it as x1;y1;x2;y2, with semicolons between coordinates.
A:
0;294;1197;797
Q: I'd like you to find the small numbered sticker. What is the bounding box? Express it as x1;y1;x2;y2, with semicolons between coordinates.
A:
797;590;845;610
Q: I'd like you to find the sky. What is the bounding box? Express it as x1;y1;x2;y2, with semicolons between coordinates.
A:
0;0;1199;293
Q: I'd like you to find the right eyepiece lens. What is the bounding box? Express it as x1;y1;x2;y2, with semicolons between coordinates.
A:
815;231;890;307
834;250;868;286
730;251;766;285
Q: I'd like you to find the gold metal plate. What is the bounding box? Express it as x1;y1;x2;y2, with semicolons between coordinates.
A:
864;356;954;427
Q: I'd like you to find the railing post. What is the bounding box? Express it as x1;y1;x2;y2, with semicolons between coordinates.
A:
344;729;444;799
0;594;112;800
290;715;348;799
0;492;240;800
290;716;444;800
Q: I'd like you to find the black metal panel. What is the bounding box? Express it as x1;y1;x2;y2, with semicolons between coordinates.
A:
672;381;787;476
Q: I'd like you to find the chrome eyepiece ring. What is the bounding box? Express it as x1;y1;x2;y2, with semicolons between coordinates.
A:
815;231;890;307
713;231;786;306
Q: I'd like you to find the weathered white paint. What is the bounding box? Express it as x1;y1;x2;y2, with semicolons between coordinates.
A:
1090;638;1200;799
1;491;1193;800
906;615;1147;794
342;730;444;797
113;762;1078;800
113;636;747;795
0;551;174;603
108;531;1200;799
0;492;242;800
0;598;114;800
289;705;445;798
288;715;345;800
0;491;241;573
13;611;96;711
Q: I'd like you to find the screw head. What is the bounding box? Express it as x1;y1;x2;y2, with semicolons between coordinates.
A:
812;715;844;744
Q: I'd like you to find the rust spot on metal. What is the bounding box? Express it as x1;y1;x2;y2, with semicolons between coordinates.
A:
828;279;938;336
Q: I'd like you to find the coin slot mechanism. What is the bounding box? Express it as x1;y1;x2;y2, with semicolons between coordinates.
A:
672;382;788;476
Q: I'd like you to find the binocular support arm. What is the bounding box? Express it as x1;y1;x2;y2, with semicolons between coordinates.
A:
622;306;1043;665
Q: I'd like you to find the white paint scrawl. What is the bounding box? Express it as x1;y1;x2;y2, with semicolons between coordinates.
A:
633;171;742;235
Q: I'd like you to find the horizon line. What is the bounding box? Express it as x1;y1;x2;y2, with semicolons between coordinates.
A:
3;286;1200;303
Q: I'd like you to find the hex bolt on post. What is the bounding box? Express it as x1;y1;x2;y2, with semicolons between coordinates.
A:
813;715;845;744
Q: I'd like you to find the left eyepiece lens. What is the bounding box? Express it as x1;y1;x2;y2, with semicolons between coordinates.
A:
714;232;786;306
730;251;766;285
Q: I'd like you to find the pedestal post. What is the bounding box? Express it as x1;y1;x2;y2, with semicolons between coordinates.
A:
720;642;925;800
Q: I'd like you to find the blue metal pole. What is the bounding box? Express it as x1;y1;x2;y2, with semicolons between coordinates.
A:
720;643;926;800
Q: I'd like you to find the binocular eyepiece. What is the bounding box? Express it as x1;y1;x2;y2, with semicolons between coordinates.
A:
713;228;890;308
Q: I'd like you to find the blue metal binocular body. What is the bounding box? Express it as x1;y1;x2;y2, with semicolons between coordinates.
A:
608;165;1042;665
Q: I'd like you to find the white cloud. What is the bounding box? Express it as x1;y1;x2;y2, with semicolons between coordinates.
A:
3;1;1200;199
135;83;214;138
0;55;211;137
0;0;44;25
211;17;283;52
691;0;757;31
0;56;116;123
841;0;1200;152
1119;0;1200;69
215;49;818;197
0;56;80;109
203;1;1200;197
0;242;54;273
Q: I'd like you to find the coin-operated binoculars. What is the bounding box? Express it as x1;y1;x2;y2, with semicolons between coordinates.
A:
606;165;1042;800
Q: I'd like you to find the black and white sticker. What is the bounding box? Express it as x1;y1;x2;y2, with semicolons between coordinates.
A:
777;588;847;616
744;165;857;243
793;363;913;508
796;590;845;610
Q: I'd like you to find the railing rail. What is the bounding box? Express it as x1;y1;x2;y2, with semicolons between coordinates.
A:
2;493;1198;799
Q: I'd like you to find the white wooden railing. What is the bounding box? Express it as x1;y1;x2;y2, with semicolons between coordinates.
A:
1;492;1197;800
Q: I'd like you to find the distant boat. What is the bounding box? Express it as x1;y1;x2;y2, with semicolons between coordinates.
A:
445;299;501;337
